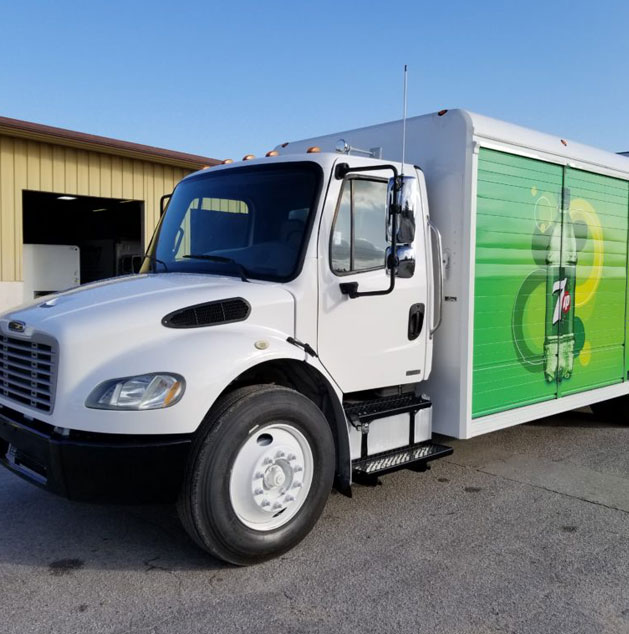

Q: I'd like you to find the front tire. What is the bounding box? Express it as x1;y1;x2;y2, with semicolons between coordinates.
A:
178;385;335;565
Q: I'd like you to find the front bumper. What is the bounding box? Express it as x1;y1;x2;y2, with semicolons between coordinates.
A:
0;404;192;503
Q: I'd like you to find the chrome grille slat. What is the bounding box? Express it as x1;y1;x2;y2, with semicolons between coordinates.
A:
0;388;53;410
0;356;53;375
2;341;52;355
2;349;54;367
1;381;51;402
0;334;58;413
2;373;52;391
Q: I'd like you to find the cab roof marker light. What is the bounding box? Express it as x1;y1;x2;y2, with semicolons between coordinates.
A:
437;109;448;116
266;150;279;157
221;159;234;164
242;154;255;161
280;142;289;148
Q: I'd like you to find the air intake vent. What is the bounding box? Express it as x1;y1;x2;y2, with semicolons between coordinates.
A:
162;298;251;329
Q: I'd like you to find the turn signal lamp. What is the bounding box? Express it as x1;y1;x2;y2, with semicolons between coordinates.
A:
221;159;233;164
266;150;279;157
242;154;255;161
307;146;321;153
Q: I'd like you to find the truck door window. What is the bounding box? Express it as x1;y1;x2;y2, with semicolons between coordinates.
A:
330;178;388;274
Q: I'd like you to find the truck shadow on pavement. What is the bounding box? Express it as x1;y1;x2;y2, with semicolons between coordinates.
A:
0;478;228;572
0;408;624;575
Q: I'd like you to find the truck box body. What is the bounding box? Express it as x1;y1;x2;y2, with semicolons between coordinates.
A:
284;110;629;438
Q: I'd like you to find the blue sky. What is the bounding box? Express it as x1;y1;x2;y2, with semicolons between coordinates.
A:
0;1;627;160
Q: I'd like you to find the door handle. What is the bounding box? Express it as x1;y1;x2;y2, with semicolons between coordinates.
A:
408;303;425;340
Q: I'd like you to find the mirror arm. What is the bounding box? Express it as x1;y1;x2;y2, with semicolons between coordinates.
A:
335;162;402;299
160;193;172;217
335;162;399;181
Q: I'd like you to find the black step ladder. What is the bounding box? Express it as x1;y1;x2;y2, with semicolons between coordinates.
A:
344;393;452;483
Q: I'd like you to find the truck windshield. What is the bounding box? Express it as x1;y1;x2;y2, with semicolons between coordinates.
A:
152;162;321;281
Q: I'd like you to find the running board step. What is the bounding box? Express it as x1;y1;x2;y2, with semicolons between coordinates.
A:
352;441;453;478
344;393;430;424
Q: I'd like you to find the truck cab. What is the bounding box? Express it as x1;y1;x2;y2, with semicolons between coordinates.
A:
0;150;447;565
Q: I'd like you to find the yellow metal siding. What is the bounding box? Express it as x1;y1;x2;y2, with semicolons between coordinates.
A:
0;133;196;282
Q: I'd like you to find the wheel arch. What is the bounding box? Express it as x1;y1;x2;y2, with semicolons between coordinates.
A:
215;358;351;494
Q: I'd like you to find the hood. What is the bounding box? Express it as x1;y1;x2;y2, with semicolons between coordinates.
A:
0;273;295;341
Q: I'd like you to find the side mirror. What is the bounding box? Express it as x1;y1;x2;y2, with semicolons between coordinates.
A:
160;193;172;217
386;175;417;244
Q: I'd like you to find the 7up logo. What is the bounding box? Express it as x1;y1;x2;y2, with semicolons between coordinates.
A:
552;278;571;325
543;203;577;382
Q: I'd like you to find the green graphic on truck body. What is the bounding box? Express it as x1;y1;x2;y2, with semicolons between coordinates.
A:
472;148;629;418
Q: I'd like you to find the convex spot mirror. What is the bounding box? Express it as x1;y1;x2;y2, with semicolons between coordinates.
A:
386;175;417;244
386;245;416;278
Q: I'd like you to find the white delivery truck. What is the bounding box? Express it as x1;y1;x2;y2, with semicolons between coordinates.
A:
2;110;629;565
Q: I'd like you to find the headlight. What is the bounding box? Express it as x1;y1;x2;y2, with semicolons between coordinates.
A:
86;373;185;410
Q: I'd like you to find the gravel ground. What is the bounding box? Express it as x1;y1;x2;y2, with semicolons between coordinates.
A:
1;408;629;634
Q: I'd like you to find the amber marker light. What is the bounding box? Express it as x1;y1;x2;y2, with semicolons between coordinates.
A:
163;380;183;407
561;139;568;146
307;146;321;153
266;150;279;157
221;159;234;164
437;109;448;116
242;154;255;161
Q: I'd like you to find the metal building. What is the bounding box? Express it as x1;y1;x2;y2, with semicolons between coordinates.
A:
0;116;219;312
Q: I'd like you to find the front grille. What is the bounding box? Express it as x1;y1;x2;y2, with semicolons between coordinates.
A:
0;334;58;413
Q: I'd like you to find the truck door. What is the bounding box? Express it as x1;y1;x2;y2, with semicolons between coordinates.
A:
317;164;431;393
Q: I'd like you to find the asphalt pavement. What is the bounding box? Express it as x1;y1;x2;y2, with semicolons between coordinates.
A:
1;407;629;634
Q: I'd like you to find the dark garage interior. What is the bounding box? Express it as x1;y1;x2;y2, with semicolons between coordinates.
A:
22;191;144;284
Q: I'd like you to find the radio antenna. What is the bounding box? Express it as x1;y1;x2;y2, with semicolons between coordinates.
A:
401;64;408;177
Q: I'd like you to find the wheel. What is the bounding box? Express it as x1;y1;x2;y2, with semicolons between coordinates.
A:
177;385;335;565
590;395;629;421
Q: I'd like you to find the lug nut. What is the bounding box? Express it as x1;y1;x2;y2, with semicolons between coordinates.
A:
261;499;270;507
275;451;285;459
294;465;303;472
254;472;264;479
287;453;296;461
254;488;264;496
292;481;302;489
285;495;294;503
263;457;273;466
272;502;283;510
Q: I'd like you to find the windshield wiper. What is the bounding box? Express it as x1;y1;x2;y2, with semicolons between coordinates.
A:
143;254;169;272
183;254;249;282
